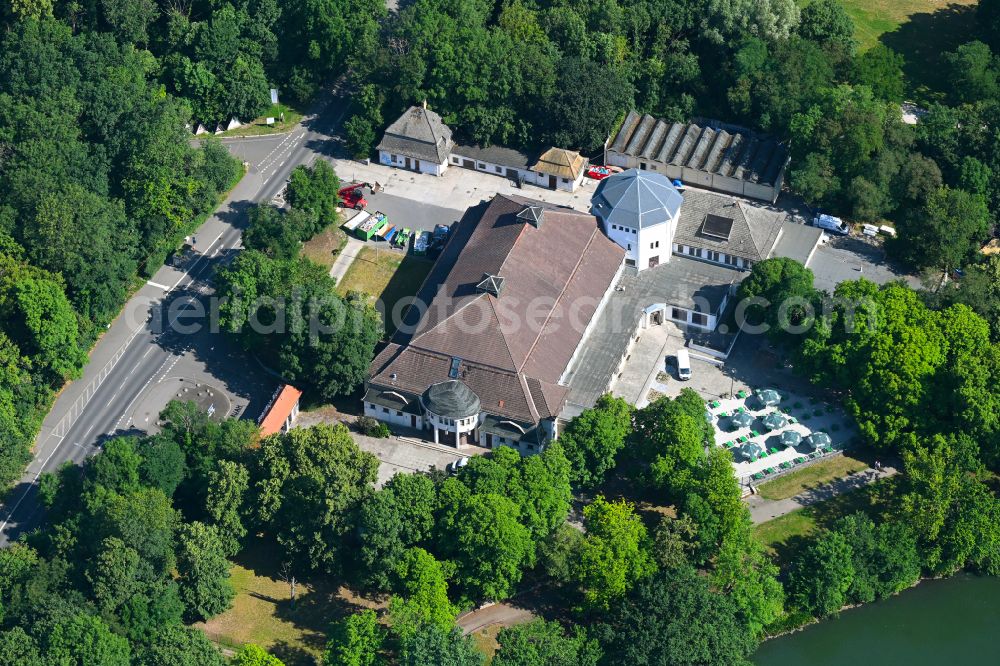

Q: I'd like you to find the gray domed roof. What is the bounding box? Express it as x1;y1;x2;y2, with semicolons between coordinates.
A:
421;380;481;419
591;169;683;229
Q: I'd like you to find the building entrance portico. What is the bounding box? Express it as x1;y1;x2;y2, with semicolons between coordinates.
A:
420;380;482;448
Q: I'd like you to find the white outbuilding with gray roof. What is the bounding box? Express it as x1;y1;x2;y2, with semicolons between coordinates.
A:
591;169;684;270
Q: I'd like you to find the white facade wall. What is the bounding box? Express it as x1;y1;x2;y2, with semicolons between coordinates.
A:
364;400;423;428
672;243;751;270
603;213;678;271
448;151;585;192
449;152;527;180
378;150;449;176
529;169;585;192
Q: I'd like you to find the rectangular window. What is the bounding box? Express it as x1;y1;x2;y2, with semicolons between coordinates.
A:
382;407;389;414
627;243;632;251
640;162;648;170
655;241;660;248
671;307;684;320
495;166;502;174
650;242;655;249
691;312;709;327
625;258;636;266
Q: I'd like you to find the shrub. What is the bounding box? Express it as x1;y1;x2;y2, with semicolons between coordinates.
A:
355;415;390;438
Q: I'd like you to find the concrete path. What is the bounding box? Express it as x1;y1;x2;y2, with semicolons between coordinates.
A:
329;235;363;284
747;464;898;524
456;603;535;635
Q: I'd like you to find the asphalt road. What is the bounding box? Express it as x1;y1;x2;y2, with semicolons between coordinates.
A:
0;82;357;546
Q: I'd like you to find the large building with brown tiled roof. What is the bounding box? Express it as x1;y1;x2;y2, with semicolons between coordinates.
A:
364;194;625;453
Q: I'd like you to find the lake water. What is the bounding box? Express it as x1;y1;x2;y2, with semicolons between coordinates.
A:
754;574;1000;666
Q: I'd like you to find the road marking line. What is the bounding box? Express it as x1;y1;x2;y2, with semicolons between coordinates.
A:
169;232;224;291
108;355;177;435
146;280;170;290
2;101;328;537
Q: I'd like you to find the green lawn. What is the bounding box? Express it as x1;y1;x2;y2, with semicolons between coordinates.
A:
217;103;303;137
754;507;819;556
756;454;870;501
195;541;381;665
301;223;348;270
194;561;326;664
336;246;434;338
754;474;898;561
800;0;978;51
471;624;503;663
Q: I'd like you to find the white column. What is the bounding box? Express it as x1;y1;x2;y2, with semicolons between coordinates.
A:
433;426;439;444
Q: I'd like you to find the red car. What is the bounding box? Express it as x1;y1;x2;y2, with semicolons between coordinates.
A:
586;165;622;180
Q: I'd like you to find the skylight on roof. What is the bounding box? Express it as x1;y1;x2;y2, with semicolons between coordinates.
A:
516;205;544;227
476;274;505;298
701;214;734;241
449;357;462;379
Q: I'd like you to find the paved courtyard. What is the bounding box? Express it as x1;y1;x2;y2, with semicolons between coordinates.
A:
808;234;920;293
706;391;854;485
613;330;856;487
295;408;477;486
330;157;597;213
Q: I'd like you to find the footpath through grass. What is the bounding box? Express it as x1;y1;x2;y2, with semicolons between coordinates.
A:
301;223;348;270
336;246;434;337
753;475;897;559
756;453;870;501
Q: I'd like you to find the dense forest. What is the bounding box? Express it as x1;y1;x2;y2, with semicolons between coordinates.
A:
0;0;385;489
0;19;243;488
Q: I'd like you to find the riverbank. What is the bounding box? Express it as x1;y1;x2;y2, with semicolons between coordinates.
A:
755;573;1000;665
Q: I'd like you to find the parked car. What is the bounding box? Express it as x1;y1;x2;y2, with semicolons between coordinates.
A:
585;165;623;180
431;224;451;248
812;214;850;235
447;456;470;473
676;348;691;381
414;230;431;255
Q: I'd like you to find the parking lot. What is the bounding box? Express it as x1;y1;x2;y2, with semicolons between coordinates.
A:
808;234;920;293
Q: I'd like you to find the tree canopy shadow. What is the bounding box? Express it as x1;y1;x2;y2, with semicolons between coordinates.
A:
880;3;979;99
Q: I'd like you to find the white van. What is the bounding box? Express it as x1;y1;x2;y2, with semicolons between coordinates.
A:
676;348;691;381
812;214;850;235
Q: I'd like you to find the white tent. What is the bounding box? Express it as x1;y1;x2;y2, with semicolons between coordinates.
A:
226;117;242;131
195;124;208;135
